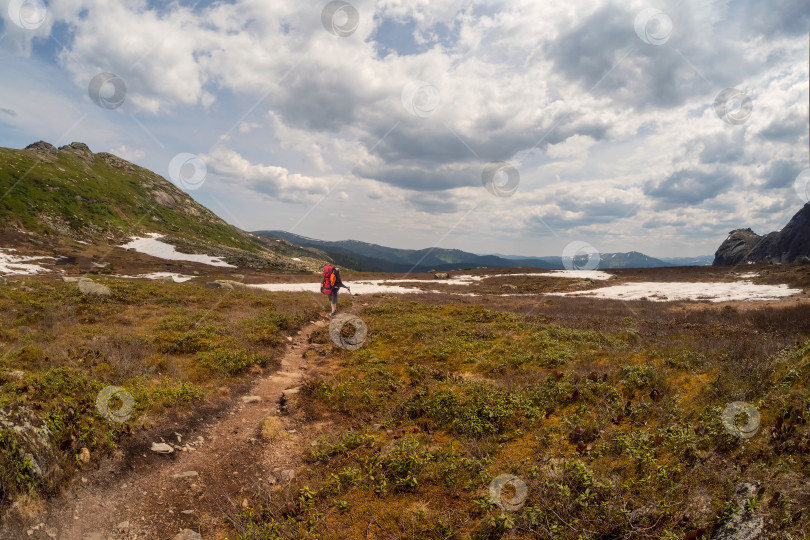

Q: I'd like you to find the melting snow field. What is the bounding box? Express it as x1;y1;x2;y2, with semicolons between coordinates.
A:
249;271;614;295
249;280;422;295
118;233;235;268
0;249;53;276
552;281;802;302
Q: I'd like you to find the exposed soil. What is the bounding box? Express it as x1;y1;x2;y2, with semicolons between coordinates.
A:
1;318;339;540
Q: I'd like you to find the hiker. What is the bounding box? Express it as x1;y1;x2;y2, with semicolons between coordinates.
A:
320;265;351;316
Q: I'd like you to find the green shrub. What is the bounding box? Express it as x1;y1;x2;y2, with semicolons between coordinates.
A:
195;347;264;376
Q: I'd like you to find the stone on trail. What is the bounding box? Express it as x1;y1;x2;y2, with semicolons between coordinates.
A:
172;530;202;540
150;442;174;454
241;395;262;404
171;471;199;479
79;447;90;463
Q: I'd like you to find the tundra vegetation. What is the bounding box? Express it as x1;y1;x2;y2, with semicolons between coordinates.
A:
232;296;810;539
1;275;809;539
0;278;321;512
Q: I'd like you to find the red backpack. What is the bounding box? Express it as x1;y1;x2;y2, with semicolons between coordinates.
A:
321;265;336;294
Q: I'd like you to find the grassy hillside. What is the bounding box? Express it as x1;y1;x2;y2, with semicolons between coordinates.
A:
0;143;259;251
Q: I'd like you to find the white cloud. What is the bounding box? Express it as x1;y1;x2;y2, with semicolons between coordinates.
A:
109;144;145;162
199;146;331;204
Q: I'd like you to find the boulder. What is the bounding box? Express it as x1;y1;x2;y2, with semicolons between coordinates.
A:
78;278;111;297
0;407;63;483
433;273;450;279
205;281;234;291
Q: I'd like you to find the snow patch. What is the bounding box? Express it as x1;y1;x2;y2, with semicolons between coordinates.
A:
0;249;53;276
118;234;235;267
550;281;801;302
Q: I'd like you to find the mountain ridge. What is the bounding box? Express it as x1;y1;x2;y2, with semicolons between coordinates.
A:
256;230;691;272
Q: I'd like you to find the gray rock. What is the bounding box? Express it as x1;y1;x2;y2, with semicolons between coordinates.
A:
6;370;26;381
172;530;202;540
0;407;62;482
78;278;111;297
279;469;295;482
205;281;234;291
433;273;450;279
712;483;764;540
241;395;262;404
171;471;199;479
61;276;79;283
150;442;174;454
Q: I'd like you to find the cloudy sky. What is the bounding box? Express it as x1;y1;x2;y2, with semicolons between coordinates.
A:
0;0;808;258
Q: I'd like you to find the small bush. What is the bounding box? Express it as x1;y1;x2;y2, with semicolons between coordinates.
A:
195;347;265;376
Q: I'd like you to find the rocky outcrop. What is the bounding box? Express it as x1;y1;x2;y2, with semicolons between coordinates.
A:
58;142;95;164
714;229;762;266
96;152;138;173
24;141;58;162
713;204;810;265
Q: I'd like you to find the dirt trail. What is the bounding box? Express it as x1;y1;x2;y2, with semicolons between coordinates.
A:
6;318;334;540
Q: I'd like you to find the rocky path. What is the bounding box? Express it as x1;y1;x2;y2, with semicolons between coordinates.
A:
6;318;334;540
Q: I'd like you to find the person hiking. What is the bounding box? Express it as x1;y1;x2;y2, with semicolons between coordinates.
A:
320;265;351;316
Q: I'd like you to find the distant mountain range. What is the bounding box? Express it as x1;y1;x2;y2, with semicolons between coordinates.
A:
714;203;810;265
256;231;712;272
